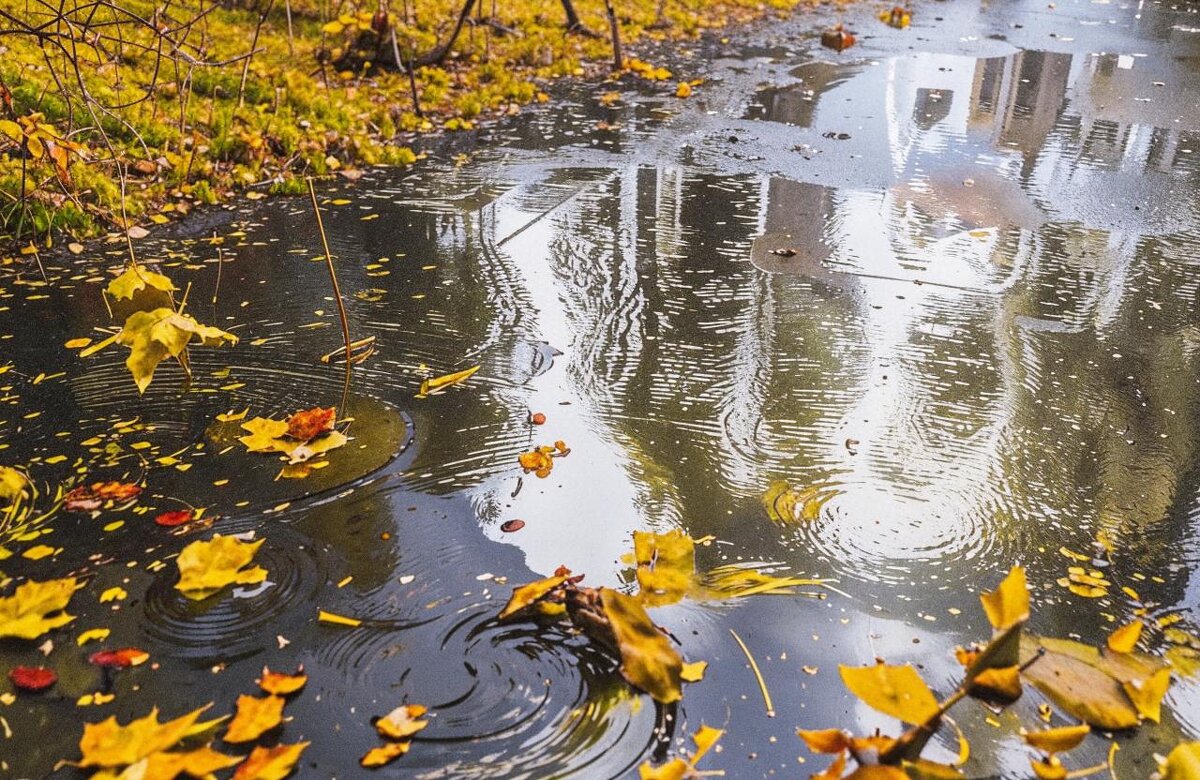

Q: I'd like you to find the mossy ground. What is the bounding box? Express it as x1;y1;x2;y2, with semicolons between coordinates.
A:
0;0;821;253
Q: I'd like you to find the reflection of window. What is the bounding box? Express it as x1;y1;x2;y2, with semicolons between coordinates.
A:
913;88;953;130
973;57;1004;117
1013;51;1046;118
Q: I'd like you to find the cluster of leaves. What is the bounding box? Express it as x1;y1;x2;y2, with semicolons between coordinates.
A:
83;265;237;393
76;667;309;779
799;566;1180;779
518;440;570;478
361;703;428;768
236;406;348;478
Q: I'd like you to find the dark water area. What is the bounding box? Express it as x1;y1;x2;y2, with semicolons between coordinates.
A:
2;0;1200;777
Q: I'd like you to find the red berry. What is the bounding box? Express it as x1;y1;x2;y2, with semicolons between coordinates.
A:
530;413;546;425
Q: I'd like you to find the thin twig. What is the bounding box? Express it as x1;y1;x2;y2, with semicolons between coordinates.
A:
729;629;774;717
306;177;353;413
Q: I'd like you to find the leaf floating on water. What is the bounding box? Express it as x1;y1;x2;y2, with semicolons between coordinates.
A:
0;576;77;640
89;648;150;669
416;365;480;398
258;667;307;696
0;465;29;503
1023;724;1090;754
901;760;965;779
980;566;1030;632
224;694;285;743
498;570;576;620
126;746;243;779
317;609;363;627
879;5;911;28
375;704;428;740
216;408;249;422
8;665;57;692
599;588;684;704
286;406;336;441
238;409;348;470
232;742;309;780
839;663;941;725
1163;742;1200;780
65;481;142;512
681;660;707;682
78;705;214;768
154;509;194;527
174;535;267;601
632;530;695;606
761;480;839;524
820;23;857;51
106;265;177;301
1107;620;1143;654
361;741;411;768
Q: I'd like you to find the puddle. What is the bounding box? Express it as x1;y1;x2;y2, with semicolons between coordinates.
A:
3;3;1200;778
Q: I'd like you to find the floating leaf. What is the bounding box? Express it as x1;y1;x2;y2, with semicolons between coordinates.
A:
1163;742;1200;780
175;534;267;600
317;609;362;627
839;664;940;725
259;667;307;696
1020;636;1141;730
1030;756;1068;780
681;661;707;682
416;365;480;397
600;588;683;704
0;576;76;639
901;760;965;779
65;481;142;512
286;407;336;441
232;742;309;780
376;704;428;740
225;695;285;743
154;510;194;527
980;566;1029;631
1024;724;1090;754
969;665;1022;703
8;665;57;691
79;705;213;768
361;741;411;767
1107;620;1143;654
632;530;694;606
239;418;292;453
639;724;722;779
498;571;575;620
89;648;150;669
1123;668;1172;723
134;746;242;779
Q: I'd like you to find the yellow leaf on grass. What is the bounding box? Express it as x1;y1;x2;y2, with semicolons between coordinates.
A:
1023;724;1090;754
175;535;266;600
416;365;480;398
600;588;683;704
1107;620;1143;654
0;577;76;639
361;741;411;767
839;664;940;724
1163;742;1200;780
232;742;309;780
225;695;285;743
498;572;573;620
79;705;213;768
981;566;1029;631
376;704;428;740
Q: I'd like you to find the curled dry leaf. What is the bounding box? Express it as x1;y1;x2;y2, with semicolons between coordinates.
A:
8;665;57;691
0;576;77;640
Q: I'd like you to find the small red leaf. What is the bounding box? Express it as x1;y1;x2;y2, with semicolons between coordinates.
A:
501;519;525;533
88;648;150;669
9;666;57;691
154;510;192;527
286;407;336;442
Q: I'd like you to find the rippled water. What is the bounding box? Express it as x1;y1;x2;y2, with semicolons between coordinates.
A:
3;0;1200;777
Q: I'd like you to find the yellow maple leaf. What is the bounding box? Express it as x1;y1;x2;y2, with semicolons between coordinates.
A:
232;742;309;780
0;577;77;640
116;308;237;393
78;705;213;768
175;535;267;600
224;694;285;743
106;265;176;301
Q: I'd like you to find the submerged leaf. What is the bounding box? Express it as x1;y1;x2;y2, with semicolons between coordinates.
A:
175;535;267;600
0;577;76;640
600;588;683;704
762;480;839;523
839;664;940;725
632;530;694;606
